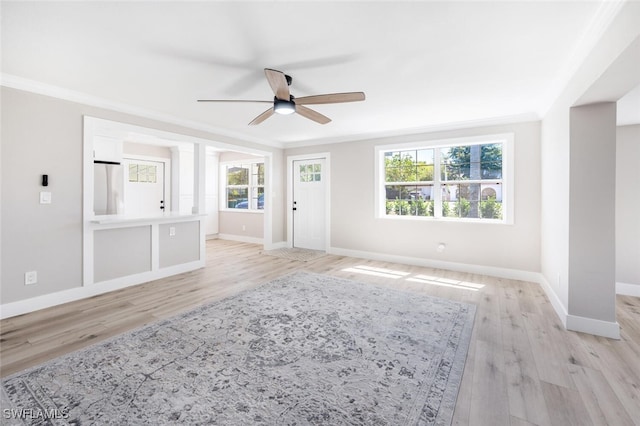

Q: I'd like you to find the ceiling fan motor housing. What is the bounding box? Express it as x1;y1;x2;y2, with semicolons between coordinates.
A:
274;97;296;115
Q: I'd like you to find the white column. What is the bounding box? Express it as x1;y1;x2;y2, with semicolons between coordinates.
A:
205;149;219;236
192;143;206;214
172;145;194;214
170;146;181;213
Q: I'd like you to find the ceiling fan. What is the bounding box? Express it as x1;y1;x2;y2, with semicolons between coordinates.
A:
198;68;365;125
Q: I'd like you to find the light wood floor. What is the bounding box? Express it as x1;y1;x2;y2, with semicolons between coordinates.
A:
1;239;639;425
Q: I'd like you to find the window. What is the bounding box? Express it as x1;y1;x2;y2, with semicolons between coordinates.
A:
128;163;157;183
299;163;322;182
377;134;512;222
223;161;264;210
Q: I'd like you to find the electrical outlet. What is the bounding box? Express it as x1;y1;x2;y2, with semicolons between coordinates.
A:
242;225;246;231
25;271;38;285
169;227;176;237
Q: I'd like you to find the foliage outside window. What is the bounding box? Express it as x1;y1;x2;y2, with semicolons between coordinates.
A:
128;163;157;183
299;163;322;182
382;140;506;221
225;162;264;210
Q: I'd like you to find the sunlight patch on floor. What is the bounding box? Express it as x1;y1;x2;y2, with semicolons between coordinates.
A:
342;265;411;279
407;275;485;291
341;266;484;291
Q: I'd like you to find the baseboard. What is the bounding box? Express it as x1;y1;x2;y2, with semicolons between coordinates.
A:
217;234;264;245
536;273;569;328
566;314;620;340
616;282;640;297
263;241;287;251
206;233;220;240
535;274;622;339
0;260;204;320
327;246;540;283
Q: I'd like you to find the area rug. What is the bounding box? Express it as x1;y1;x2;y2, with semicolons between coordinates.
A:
261;247;326;262
1;271;475;425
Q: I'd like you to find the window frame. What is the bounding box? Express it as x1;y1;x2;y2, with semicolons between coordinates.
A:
220;159;265;213
375;133;514;224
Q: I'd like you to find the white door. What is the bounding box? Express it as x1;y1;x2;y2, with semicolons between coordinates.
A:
293;158;326;250
124;158;166;216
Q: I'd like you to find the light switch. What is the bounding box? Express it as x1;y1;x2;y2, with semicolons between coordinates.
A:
40;191;52;204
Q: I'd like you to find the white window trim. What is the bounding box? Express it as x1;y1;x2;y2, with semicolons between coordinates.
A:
219;158;265;213
374;133;514;224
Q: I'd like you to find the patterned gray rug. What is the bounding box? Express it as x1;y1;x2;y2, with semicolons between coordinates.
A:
1;272;475;425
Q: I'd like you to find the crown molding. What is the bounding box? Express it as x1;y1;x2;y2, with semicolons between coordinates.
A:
0;73;285;150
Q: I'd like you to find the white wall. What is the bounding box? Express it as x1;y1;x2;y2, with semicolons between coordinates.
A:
1;87;284;305
123;141;171;159
218;212;264;240
219;151;262;163
540;3;639;336
1;87;84;304
286;121;541;274
616;124;640;289
540;99;571;308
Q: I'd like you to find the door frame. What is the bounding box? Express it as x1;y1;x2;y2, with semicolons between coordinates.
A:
286;153;331;250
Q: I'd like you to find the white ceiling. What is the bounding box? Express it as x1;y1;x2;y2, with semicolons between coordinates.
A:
617;84;640;126
0;1;631;147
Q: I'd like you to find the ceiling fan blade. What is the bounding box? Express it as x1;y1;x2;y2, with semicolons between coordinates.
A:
197;99;271;104
296;105;331;125
249;108;275;125
264;68;290;100
295;92;366;105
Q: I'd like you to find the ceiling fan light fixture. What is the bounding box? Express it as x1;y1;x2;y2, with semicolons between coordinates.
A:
274;98;296;115
198;68;364;125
